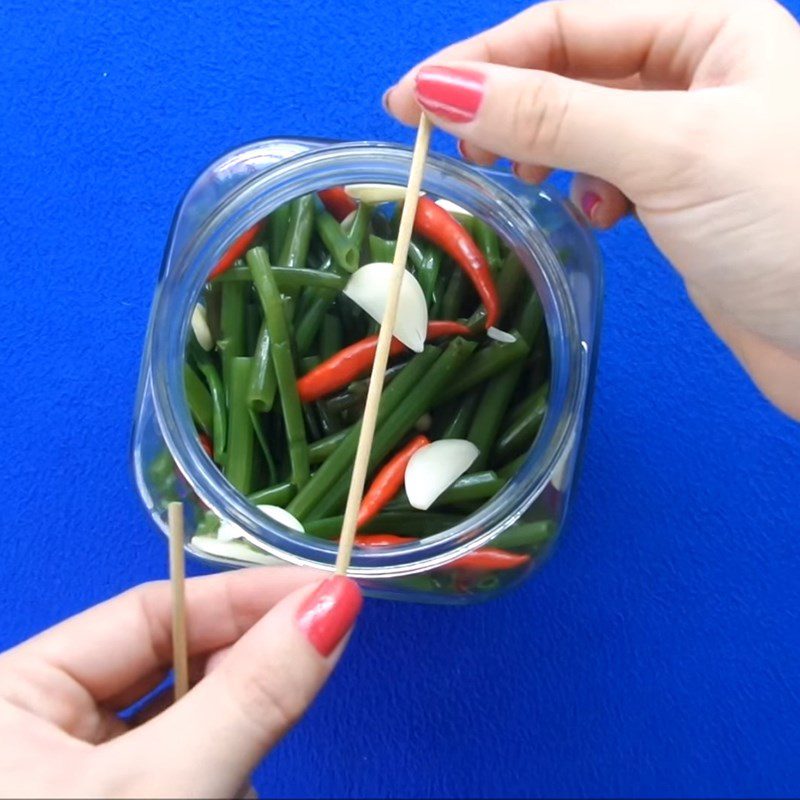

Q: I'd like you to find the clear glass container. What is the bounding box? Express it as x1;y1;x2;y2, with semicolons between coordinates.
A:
132;137;602;604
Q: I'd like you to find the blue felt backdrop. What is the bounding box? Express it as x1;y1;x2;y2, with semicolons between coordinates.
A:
1;0;799;796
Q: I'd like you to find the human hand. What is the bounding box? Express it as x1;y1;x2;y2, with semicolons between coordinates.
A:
384;0;800;419
0;569;361;798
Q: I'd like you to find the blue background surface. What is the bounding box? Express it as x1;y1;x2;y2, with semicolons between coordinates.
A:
1;0;799;796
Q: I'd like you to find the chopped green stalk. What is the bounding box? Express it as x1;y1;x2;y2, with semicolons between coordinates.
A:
303;405;322;441
309;428;347;464
277;195;315;268
267;202;292;264
215;265;346;292
224;357;255;494
440;268;467;320
493;382;549;464
316;401;342;436
416;242;442;305
324;362;406;417
248;481;296;506
301;338;477;522
282;296;296;338
368;235;424;269
296;293;335;356
344;201;372;250
320;313;343;360
439;335;529;403
467;361;525;471
246;247;310;488
368;234;394;264
305;512;462;540
300;355;321;376
184;365;213;435
190;343;227;463
249;408;277;484
493;520;556;550
473;218;502;274
204;281;222;342
287;347;442;520
454;213;475;233
369;209;394;239
247;322;277;413
316;210;360;273
442;390;481;439
467;250;525;331
245;301;261;353
388;471;505;511
516;293;544;347
430;271;449;318
218;281;247;402
497;452;529;479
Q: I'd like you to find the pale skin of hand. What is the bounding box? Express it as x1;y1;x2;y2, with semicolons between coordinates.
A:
385;0;800;420
0;568;353;799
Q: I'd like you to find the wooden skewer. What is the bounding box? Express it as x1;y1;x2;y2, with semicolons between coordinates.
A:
335;114;433;575
167;501;190;700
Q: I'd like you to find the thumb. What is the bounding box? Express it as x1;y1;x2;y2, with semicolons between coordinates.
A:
110;576;362;798
414;62;694;191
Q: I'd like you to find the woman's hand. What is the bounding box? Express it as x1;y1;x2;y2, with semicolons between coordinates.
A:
0;569;361;798
384;0;800;419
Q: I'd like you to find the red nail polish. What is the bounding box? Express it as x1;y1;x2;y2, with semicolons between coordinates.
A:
415;65;485;123
295;576;362;657
581;191;601;221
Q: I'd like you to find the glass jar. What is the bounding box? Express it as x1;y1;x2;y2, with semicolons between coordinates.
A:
132;137;602;604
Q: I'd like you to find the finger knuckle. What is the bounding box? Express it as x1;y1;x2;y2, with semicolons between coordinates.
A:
511;74;573;160
129;581;173;661
228;667;304;740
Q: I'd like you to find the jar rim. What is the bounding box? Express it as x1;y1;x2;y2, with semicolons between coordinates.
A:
149;140;589;578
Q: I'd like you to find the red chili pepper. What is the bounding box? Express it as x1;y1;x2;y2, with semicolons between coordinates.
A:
414;196;500;328
357;436;429;528
448;548;530;572
318;187;358;222
296;320;472;402
208;223;262;280
353;534;531;572
198;432;214;458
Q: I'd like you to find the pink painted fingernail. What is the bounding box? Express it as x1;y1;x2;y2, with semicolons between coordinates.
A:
295;576;362;657
581;191;601;221
414;65;486;123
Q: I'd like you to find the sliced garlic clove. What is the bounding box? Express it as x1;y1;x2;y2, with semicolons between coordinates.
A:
404;439;480;511
256;504;304;533
435;198;472;217
216;504;304;542
345;183;414;204
487;327;517;343
343;262;428;352
191;536;282;566
191;305;215;351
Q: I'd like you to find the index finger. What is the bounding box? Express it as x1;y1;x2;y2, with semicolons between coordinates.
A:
2;567;322;703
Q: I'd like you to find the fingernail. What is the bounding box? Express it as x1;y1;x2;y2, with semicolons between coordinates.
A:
381;86;394;114
581;191;601;222
415;65;485;123
295;576;362;657
511;162;522;179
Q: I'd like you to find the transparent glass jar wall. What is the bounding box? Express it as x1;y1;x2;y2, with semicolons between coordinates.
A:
132;138;602;604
